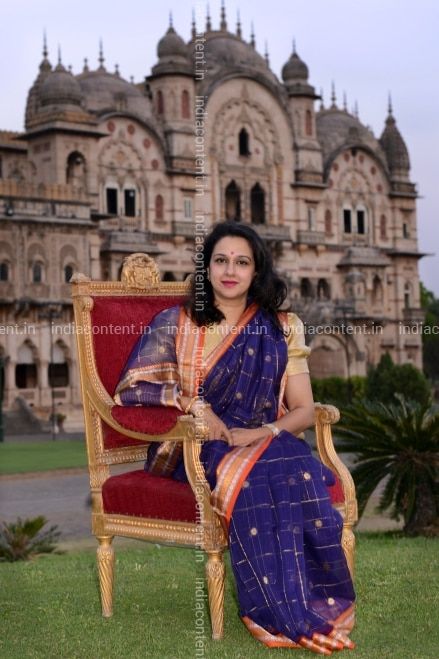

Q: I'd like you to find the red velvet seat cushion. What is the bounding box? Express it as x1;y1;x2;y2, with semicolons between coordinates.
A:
102;470;197;523
102;470;345;524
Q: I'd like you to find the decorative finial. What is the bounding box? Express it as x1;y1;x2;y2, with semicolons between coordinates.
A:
388;92;393;116
206;4;211;31
220;0;227;31
292;38;296;55
320;87;325;111
130;75;134;84
343;91;347;111
264;41;270;66
331;81;337;108
57;45;62;66
236;10;242;38
169;11;173;28
68;64;73;74
43;30;48;59
98;39;105;69
191;9;197;39
354;100;359;119
250;21;256;48
83;57;89;73
115;63;120;76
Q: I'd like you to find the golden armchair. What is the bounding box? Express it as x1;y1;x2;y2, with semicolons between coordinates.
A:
71;253;357;641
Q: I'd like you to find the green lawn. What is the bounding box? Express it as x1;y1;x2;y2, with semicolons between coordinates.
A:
0;440;87;475
0;534;438;658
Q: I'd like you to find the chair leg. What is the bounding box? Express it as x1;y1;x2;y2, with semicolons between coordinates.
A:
205;550;225;640
97;535;114;618
342;523;356;579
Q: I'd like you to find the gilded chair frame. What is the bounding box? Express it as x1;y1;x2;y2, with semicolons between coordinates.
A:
71;253;357;641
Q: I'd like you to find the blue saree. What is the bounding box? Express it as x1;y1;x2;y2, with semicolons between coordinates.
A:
115;304;356;651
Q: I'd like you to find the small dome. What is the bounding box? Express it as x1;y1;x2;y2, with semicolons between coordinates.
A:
157;26;189;60
40;63;83;107
379;113;410;174
78;69;149;116
282;51;309;83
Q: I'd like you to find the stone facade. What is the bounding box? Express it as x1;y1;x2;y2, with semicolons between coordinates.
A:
0;11;424;422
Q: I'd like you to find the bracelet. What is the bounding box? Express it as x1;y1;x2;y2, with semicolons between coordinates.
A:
184;396;211;415
263;422;281;437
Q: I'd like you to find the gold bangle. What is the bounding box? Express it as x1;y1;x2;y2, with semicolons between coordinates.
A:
263;422;280;437
184;396;211;415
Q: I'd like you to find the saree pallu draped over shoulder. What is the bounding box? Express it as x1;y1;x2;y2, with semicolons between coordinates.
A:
115;304;356;652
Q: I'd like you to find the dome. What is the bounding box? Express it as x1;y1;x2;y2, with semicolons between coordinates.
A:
192;31;279;90
379;113;410;174
282;51;308;82
78;69;149;116
157;26;189;59
40;63;83;107
316;108;387;171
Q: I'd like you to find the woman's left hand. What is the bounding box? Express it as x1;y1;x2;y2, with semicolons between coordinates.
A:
229;427;271;447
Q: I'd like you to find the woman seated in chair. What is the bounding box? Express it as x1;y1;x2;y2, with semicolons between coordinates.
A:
114;221;356;655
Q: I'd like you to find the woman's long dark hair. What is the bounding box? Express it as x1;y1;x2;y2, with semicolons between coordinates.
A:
187;221;288;328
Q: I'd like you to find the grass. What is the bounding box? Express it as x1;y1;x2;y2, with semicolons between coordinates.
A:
0;440;87;475
0;533;438;658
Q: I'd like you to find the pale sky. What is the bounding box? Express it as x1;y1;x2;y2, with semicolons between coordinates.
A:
1;0;438;294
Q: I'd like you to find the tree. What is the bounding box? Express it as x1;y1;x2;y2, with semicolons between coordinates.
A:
365;352;431;406
420;282;439;382
336;395;439;536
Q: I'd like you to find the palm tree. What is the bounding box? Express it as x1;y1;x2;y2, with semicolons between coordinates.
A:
335;394;439;536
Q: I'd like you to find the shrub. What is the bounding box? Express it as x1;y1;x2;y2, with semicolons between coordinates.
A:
365;353;431;405
0;516;61;562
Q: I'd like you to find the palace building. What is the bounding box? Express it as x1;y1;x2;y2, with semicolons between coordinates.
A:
0;7;424;426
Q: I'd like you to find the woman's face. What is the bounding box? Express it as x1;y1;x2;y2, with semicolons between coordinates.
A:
208;236;256;303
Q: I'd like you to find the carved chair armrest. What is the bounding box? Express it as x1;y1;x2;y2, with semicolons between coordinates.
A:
314;402;358;527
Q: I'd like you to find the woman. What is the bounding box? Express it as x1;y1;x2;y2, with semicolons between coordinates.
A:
114;222;356;654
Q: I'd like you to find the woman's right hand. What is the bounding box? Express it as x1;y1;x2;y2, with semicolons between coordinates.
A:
192;405;232;443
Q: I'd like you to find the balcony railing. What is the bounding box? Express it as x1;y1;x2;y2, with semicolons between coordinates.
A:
252;225;291;241
296;230;326;245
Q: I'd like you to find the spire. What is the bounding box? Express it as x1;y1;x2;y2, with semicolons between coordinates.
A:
330;81;337;108
264;40;270;66
320;87;325;111
354;100;359;119
98;39;105;70
191;9;196;39
43;30;48;59
83;57;89;73
115;63;120;77
388;92;393;116
55;45;65;71
220;0;227;31
169;11;173;28
206;4;211;31
343;91;347;111
236;10;242;38
250;21;256;48
292;38;296;55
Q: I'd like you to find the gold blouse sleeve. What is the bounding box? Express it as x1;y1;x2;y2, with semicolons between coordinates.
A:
285;312;311;376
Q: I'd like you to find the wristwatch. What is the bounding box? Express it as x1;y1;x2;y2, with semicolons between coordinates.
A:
263;422;281;437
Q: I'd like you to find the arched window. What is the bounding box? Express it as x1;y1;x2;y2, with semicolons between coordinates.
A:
155;194;164;221
66;151;86;188
317;279;330;300
225;180;241;221
32;262;43;283
181;90;190;119
343;208;352;234
324;210;332;235
64;264;74;283
300;278;313;299
0;262;9;281
404;283;411;309
356;207;366;234
250;183;265;224
48;343;69;388
157;90;164;115
305;109;313;136
239;128;250;156
372;275;383;304
16;343;37;389
380;214;387;239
